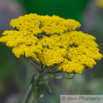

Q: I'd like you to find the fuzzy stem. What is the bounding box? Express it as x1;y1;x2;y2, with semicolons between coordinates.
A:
28;60;41;72
22;84;33;103
46;70;63;74
33;81;37;103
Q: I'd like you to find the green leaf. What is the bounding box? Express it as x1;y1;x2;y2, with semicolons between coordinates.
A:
43;80;48;85
37;84;45;99
37;88;45;99
30;74;38;100
30;73;36;84
42;84;52;93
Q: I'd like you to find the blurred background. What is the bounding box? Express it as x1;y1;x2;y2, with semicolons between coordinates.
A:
0;0;103;103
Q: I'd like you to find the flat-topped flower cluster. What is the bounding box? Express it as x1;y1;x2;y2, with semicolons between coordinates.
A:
0;13;102;73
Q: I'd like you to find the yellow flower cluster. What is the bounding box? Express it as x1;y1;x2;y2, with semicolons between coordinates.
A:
0;13;102;73
10;13;81;35
96;0;103;8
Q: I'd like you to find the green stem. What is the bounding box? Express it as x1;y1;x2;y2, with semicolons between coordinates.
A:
28;60;41;72
63;73;75;79
46;70;63;74
40;61;43;69
43;64;57;73
33;80;37;103
36;73;44;84
22;84;33;103
22;63;59;103
42;74;59;82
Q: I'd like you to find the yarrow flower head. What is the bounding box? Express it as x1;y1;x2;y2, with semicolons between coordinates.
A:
0;13;102;73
